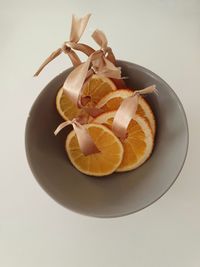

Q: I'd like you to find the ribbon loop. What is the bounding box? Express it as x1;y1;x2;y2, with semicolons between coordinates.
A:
92;29;108;52
63;55;93;105
70;14;91;43
112;94;139;140
112;85;157;140
54;119;99;156
134;85;158;96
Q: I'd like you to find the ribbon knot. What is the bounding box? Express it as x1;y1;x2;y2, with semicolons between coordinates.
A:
54;119;99;156
61;42;72;53
34;14;92;76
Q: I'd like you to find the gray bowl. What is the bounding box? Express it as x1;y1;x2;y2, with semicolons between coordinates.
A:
25;60;189;218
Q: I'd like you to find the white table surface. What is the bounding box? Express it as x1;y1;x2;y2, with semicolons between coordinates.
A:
0;1;199;266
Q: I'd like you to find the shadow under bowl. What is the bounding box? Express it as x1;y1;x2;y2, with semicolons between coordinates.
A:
25;60;189;218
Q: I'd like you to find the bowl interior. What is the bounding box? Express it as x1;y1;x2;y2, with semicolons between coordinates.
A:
25;60;188;217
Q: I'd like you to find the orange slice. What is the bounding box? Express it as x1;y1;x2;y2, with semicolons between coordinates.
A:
56;75;116;121
82;74;117;105
66;123;124;176
56;87;85;120
96;89;156;135
93;112;154;172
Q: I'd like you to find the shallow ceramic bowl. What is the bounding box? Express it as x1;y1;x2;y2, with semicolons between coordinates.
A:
25;60;188;218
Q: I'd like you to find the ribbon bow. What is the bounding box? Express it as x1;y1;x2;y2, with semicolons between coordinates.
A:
92;29;116;65
112;85;158;139
34;14;94;76
63;30;121;107
54;119;99;156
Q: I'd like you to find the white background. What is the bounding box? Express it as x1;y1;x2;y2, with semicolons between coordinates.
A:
0;0;199;266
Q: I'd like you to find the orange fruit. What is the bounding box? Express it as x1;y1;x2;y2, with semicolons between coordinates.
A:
93;111;154;172
96;89;156;135
66;123;124;176
82;74;117;105
56;75;116;121
56;87;85;120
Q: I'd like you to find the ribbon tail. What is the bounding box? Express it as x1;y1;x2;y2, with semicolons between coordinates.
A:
73;122;100;156
135;85;157;95
34;48;62;76
71;43;95;56
98;57;121;79
54;121;72;135
63;49;82;66
106;47;116;65
112;94;139;139
111;78;127;89
70;14;91;43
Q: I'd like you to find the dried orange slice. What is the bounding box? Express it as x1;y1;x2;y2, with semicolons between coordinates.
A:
93;112;154;172
82;74;117;105
66;123;124;176
56;75;116;121
56;87;85;120
96;89;156;135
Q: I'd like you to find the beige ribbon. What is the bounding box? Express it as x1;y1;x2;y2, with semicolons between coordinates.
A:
92;29;116;64
54;119;99;156
34;14;93;76
112;85;158;139
63;30;121;107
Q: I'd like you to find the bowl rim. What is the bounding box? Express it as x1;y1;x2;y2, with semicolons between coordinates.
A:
25;60;189;218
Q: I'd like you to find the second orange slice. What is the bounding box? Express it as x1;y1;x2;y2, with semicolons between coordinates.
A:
96;89;156;135
93;112;154;172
